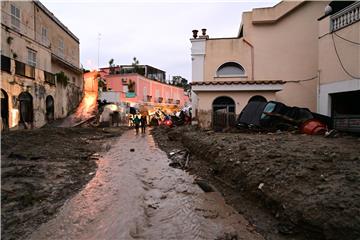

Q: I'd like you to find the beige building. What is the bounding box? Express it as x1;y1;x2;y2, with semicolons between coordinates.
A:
190;1;360;130
1;0;83;130
318;1;360;132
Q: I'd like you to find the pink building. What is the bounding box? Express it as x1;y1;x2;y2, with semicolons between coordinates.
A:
101;73;189;109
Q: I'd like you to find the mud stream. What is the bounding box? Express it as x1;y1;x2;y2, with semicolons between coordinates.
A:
30;130;262;240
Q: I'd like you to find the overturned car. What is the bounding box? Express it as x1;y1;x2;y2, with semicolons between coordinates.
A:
237;101;332;135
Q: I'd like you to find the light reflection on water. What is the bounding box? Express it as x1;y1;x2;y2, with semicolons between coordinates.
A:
30;130;262;240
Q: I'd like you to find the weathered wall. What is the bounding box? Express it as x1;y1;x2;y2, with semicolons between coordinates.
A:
1;1;82;129
1;60;57;128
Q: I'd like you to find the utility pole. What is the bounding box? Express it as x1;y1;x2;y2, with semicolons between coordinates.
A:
97;33;101;70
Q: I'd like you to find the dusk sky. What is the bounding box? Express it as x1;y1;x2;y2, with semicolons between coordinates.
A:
43;0;278;81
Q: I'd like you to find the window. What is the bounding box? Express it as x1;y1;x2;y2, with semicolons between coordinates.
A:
155;89;160;98
216;62;245;77
44;71;55;85
41;26;48;45
11;4;20;30
143;87;147;101
58;39;64;58
15;60;25;76
27;49;36;67
15;60;35;79
1;55;11;73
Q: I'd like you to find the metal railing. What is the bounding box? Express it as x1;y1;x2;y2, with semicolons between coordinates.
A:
331;2;360;32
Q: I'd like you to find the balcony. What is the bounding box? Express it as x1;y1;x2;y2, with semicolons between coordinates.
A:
126;92;136;98
331;2;360;32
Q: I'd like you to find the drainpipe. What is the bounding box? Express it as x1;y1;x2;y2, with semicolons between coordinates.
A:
243;38;254;81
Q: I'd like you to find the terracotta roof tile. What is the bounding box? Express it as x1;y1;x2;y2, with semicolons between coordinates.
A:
190;80;285;86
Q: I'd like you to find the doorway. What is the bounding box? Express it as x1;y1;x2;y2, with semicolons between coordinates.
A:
46;95;54;122
18;92;33;128
212;96;236;130
1;89;9;130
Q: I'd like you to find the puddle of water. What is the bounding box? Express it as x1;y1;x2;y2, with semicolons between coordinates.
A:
30;130;263;240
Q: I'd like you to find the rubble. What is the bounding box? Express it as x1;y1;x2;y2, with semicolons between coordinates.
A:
152;126;360;240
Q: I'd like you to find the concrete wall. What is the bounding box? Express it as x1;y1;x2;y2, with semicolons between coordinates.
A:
204;38;252;81
196;91;276;128
318;10;360;115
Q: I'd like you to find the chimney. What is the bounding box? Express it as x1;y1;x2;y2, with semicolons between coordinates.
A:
201;28;207;36
199;28;209;39
192;29;198;39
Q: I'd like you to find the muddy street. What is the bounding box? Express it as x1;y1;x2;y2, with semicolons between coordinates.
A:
29;129;261;240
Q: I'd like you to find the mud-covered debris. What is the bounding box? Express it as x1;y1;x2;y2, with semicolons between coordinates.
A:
168;149;189;169
194;179;215;192
1;127;127;240
130;148;135;152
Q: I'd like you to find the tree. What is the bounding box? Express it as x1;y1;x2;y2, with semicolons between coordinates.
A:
109;58;115;74
132;57;141;74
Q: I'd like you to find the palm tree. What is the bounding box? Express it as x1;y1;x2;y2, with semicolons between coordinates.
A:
109;58;115;74
132;57;140;74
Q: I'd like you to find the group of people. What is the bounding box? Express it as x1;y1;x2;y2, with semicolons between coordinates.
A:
132;115;147;134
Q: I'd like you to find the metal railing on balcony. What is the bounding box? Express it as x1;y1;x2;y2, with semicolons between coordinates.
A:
331;2;360;32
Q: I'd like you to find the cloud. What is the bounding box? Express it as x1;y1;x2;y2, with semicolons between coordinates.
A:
43;1;278;80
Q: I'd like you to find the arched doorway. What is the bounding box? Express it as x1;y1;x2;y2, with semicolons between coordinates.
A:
46;95;54;122
212;96;236;130
248;95;267;103
18;92;33;128
1;89;9;131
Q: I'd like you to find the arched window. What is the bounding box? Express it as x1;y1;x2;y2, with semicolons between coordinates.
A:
248;95;267;103
216;62;245;77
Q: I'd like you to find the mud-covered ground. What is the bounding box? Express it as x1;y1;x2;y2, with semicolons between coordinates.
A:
1;126;127;240
152;126;360;240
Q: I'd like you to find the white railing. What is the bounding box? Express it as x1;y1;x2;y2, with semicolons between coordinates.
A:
331;2;360;32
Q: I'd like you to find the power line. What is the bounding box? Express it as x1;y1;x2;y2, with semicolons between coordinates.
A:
331;33;360;79
334;31;360;45
286;75;318;83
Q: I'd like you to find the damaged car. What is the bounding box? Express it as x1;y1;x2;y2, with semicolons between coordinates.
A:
237;101;332;134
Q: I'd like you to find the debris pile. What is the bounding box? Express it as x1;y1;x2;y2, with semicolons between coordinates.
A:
152;126;360;240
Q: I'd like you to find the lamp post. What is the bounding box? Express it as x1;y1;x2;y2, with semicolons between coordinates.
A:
97;33;101;70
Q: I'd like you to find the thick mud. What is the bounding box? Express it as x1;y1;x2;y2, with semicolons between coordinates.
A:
152;126;360;240
1;127;126;240
29;129;263;240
